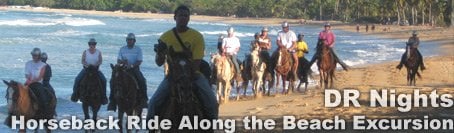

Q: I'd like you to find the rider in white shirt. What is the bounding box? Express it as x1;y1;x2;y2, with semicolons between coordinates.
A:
222;27;241;75
71;38;108;104
276;21;298;80
25;48;46;86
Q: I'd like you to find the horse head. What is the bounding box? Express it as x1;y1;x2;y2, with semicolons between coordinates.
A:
166;47;194;84
3;80;36;118
80;65;102;102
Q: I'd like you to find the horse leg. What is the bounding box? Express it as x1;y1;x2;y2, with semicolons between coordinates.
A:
224;81;231;103
82;102;90;120
216;82;222;103
329;70;335;89
406;68;411;86
324;72;329;89
281;76;286;94
236;81;241;101
275;73;280;89
411;70;415;86
118;111;124;133
319;71;323;89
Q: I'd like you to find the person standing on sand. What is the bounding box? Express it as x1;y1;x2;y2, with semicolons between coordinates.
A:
371;24;375;32
396;31;426;70
356;24;360;32
366;24;369;32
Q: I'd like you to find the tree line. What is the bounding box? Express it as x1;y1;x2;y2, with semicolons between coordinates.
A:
1;0;453;27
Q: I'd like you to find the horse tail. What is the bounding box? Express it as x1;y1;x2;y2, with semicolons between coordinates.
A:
416;71;422;79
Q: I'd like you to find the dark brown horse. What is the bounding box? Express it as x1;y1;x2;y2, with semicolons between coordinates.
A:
156;47;205;132
297;57;312;92
3;80;56;133
316;40;336;89
272;47;295;94
110;64;144;133
78;65;103;125
404;46;422;86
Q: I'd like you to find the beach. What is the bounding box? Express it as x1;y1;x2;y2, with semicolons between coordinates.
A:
2;7;454;132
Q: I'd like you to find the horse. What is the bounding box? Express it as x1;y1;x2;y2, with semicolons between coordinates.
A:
211;53;235;103
156;47;206;132
316;40;337;89
297;57;312;92
272;47;295;94
110;64;144;133
3;80;56;133
250;45;266;97
78;65;103;125
404;45;422;86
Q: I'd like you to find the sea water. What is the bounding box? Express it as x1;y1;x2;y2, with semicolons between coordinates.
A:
0;10;439;132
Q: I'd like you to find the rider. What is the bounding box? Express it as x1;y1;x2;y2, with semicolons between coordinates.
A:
222;27;241;76
277;21;298;80
308;23;349;71
396;31;426;70
25;48;50;113
258;27;273;75
71;38;108;104
149;5;218;120
296;33;309;64
108;33;148;110
217;34;225;54
40;52;55;95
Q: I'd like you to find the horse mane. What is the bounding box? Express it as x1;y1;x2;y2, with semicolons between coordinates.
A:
79;66;103;102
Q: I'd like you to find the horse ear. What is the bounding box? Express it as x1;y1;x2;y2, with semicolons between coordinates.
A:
3;80;9;86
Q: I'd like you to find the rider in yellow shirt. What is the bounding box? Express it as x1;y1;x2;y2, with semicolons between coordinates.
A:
296;33;308;58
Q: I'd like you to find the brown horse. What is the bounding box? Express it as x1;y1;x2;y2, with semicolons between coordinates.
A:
297;57;312;92
3;80;56;133
110;64;144;133
211;53;235;103
404;46;422;86
78;65;103;125
272;47;295;94
156;47;205;132
316;40;337;89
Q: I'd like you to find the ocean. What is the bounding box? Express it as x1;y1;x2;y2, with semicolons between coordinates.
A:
0;10;439;132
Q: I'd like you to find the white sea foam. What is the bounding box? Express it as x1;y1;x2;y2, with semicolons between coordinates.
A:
0;17;105;27
0;19;55;26
45;29;97;37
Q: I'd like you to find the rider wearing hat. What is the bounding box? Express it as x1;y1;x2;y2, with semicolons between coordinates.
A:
71;38;108;104
396;31;426;70
258;27;272;73
25;48;52;114
108;33;148;110
276;21;299;80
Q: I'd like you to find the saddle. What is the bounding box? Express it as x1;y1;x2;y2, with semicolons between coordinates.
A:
28;82;56;115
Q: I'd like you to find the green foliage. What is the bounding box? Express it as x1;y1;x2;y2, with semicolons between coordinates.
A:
4;0;452;27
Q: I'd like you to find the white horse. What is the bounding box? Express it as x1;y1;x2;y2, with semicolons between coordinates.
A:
250;45;266;97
